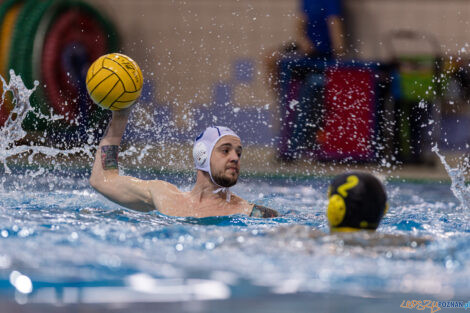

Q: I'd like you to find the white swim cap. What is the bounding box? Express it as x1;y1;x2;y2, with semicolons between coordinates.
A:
193;126;240;184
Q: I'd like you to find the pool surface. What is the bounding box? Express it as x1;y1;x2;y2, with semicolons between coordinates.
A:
0;168;469;312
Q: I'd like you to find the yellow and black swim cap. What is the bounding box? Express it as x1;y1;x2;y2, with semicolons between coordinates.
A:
327;172;387;232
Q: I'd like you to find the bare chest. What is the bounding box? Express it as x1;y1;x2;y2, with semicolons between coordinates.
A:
155;194;253;218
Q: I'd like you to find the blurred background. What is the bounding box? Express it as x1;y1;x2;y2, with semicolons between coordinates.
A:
2;2;470;310
2;0;470;171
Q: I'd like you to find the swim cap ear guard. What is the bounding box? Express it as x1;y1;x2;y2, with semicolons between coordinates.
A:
193;141;208;168
327;172;387;232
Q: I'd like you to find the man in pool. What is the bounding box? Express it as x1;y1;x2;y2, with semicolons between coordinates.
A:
326;172;388;232
270;172;430;247
323;172;429;245
89;109;279;218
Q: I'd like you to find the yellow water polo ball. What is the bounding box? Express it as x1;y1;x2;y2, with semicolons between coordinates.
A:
86;53;143;110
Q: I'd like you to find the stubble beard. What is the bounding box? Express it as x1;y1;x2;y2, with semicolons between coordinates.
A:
212;171;238;187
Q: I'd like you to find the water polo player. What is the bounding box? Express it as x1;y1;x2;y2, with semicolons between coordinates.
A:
327;172;388;232
89;109;278;218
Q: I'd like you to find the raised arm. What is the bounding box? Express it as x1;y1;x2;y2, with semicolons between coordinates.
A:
89;109;160;212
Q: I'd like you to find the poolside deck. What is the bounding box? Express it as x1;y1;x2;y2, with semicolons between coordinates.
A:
5;143;458;182
116;143;458;181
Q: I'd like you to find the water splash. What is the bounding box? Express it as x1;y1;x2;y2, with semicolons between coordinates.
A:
0;71;93;175
0;69;179;192
432;144;470;209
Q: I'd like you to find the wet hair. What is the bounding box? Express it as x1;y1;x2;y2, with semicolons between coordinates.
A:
327;172;388;232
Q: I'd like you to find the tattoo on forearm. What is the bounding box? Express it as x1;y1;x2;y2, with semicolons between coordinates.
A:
101;145;119;170
250;204;279;218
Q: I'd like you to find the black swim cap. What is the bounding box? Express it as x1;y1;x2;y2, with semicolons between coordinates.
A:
327;172;388;232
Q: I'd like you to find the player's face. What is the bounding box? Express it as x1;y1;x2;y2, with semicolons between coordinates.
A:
210;136;242;187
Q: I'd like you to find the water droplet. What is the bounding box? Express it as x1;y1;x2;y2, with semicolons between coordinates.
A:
9;271;33;294
205;242;215;250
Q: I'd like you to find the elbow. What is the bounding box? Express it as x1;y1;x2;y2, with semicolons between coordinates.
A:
89;175;101;191
89;172;117;193
89;176;97;190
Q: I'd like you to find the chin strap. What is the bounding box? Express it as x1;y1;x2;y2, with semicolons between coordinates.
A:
213;187;231;202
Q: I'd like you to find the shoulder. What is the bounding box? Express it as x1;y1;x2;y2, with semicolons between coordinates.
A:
250;204;279;218
146;180;184;214
148;179;180;191
147;180;182;201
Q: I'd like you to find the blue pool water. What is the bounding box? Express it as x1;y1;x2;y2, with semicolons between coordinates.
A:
0;168;469;311
1;71;470;312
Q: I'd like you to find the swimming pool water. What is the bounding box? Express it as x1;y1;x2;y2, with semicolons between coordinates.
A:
0;168;469;311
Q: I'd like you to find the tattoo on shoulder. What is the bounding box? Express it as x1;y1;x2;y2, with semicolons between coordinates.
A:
101;145;119;170
250;204;279;218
